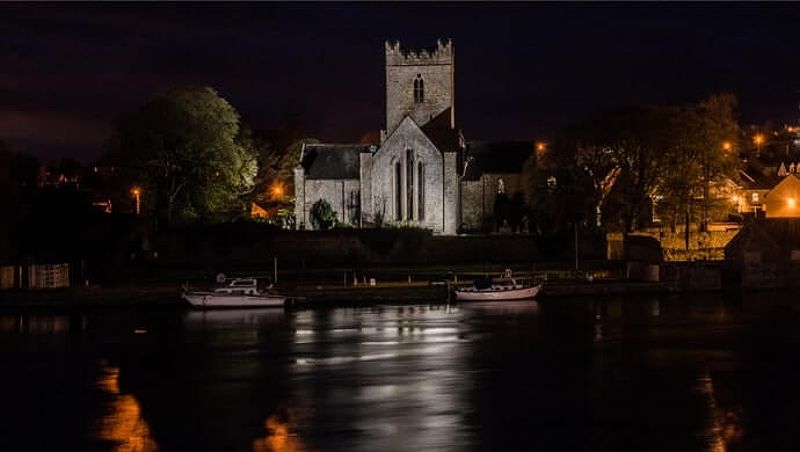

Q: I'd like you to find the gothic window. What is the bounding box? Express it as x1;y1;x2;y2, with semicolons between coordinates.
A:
418;162;425;220
413;75;424;103
406;149;414;221
394;161;402;221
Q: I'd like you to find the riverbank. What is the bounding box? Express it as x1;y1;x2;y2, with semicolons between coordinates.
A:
0;276;716;309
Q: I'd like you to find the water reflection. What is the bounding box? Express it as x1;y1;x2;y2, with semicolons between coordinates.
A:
92;363;158;452
287;306;473;450
252;412;304;452
3;293;800;450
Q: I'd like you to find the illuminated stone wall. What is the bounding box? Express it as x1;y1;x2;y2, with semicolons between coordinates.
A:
370;117;445;232
296;178;361;229
384;40;454;135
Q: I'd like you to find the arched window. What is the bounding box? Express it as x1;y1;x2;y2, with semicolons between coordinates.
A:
413;75;424;103
418;161;425;220
394;161;402;220
406;149;414;221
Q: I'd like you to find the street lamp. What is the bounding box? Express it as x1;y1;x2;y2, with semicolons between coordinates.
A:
270;182;285;200
754;134;764;155
131;186;141;215
536;142;547;153
722;141;732;152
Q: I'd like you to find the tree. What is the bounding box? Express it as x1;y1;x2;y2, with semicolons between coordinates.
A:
546;96;741;233
654;94;741;235
309;199;337;230
106;86;257;224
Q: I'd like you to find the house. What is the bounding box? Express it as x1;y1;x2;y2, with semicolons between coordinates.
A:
724;219;800;288
764;174;800;218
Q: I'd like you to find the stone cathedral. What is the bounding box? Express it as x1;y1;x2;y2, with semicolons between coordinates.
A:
294;39;534;234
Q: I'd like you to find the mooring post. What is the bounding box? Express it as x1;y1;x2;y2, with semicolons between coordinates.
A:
273;256;278;284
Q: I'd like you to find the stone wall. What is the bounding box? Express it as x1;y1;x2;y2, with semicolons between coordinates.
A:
460;173;525;231
371;118;445;232
297;178;361;229
385;40;454;134
443;152;459;234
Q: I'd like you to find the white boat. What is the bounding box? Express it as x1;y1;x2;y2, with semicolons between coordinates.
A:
182;278;287;308
454;277;542;301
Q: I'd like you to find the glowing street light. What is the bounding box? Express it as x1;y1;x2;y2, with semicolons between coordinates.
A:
536;142;547;153
270;182;285;200
753;134;765;155
131;186;141;215
722;141;732;152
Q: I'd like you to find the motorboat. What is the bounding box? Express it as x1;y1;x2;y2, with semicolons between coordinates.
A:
454;276;541;301
182;278;287;308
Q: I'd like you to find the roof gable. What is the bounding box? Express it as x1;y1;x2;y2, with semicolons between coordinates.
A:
379;116;440;154
765;174;800;199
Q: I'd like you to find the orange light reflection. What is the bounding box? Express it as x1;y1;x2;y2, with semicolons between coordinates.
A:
93;365;158;452
252;413;304;452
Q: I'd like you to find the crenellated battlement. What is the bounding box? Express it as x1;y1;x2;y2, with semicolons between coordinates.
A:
385;39;454;66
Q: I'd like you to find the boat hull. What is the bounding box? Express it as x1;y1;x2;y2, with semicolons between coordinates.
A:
455;284;541;301
182;292;286;308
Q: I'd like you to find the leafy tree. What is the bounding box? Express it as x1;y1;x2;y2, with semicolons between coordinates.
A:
546;95;741;234
106;86;257;224
654;94;741;234
309;199;337;230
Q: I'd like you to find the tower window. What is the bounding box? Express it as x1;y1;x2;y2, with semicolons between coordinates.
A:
413;75;424;103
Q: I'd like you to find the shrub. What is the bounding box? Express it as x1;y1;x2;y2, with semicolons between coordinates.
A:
309;199;337;230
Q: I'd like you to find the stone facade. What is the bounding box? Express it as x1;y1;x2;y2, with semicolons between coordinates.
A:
384;40;454;136
461;173;525;231
294;40;534;234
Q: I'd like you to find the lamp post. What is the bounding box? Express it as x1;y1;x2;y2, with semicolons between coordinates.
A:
754;134;764;156
131;187;141;215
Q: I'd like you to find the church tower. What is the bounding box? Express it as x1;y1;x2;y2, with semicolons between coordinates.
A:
383;39;455;138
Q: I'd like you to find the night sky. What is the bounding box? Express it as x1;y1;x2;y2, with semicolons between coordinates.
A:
3;2;800;163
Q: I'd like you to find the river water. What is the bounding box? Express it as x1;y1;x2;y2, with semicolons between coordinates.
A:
1;293;799;451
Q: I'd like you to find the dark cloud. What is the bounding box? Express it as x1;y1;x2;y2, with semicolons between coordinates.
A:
2;3;800;162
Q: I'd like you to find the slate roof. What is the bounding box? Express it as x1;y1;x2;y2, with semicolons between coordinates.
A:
420;108;462;153
300;144;372;179
462;141;535;181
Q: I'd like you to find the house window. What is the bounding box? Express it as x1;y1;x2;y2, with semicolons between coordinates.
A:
418;162;425;220
406;149;414;221
413;75;424;103
394;161;402;221
752;192;759;203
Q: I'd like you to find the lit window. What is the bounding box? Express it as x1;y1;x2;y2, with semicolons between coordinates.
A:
788;198;796;208
752;192;759;203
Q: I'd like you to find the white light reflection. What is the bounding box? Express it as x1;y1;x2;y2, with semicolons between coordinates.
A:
288;305;475;449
